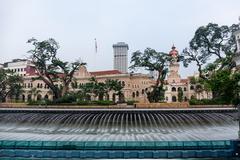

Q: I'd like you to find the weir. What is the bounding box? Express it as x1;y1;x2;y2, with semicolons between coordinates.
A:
0;108;239;158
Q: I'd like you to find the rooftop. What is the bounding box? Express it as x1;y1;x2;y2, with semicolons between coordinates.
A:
90;70;122;76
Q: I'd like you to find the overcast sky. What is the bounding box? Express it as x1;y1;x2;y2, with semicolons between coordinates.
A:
0;0;240;77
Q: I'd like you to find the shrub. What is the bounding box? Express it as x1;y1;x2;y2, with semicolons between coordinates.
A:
53;94;76;104
93;100;114;105
76;100;90;105
189;98;230;105
126;100;138;105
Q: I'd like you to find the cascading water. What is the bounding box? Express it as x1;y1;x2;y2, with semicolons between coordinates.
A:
0;109;237;141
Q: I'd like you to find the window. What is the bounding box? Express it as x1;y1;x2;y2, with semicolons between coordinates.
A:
172;87;176;92
172;96;177;102
136;91;139;97
190;85;194;90
132;92;135;98
184;87;187;91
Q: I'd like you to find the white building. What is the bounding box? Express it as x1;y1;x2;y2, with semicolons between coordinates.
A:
113;42;129;73
3;59;35;76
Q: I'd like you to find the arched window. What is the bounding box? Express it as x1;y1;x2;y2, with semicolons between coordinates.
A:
22;95;25;101
106;94;109;100
166;96;168;101
184;96;187;101
132;92;135;98
142;89;144;94
27;94;32;101
172;96;177;102
40;83;43;88
172;87;176;92
184;87;187;91
178;87;182;91
136;91;139;97
37;94;42;101
122;81;125;87
37;83;40;88
190;85;194;90
191;95;195;99
44;95;49;100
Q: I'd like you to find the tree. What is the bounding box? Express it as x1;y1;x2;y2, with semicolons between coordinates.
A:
27;38;86;99
182;23;240;79
182;23;240;102
78;78;123;101
0;69;23;102
130;48;172;102
177;88;183;102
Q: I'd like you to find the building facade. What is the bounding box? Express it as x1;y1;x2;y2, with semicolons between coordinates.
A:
17;66;153;102
113;42;129;73
2;46;212;103
3;59;35;76
164;46;212;102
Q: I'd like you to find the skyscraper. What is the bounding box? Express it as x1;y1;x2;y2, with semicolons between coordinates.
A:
113;42;129;73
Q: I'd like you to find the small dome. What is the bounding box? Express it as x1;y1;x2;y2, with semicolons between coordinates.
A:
169;45;178;57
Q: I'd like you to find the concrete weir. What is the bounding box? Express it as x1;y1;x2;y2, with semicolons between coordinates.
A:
0;107;238;158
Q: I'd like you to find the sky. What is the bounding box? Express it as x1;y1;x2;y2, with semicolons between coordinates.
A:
0;0;240;78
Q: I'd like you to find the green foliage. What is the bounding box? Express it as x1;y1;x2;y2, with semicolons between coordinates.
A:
78;78;123;102
177;88;183;102
92;100;114;105
183;22;240;104
53;94;77;104
0;68;23;102
189;98;230;105
130;48;173;102
182;23;240;79
27;38;86;99
126;100;138;105
147;86;165;103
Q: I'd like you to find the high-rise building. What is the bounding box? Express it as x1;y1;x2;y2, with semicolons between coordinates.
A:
113;42;129;73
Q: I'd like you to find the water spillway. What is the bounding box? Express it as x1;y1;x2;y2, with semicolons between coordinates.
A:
0;108;237;141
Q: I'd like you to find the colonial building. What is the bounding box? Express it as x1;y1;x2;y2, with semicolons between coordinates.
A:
2;46;212;103
164;46;212;102
19;66;153;102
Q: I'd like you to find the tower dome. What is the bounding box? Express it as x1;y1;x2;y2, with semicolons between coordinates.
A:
169;45;178;57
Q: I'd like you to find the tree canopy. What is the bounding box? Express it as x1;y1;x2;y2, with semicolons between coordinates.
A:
27;38;86;99
130;48;172;102
182;23;240;103
0;68;23;102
